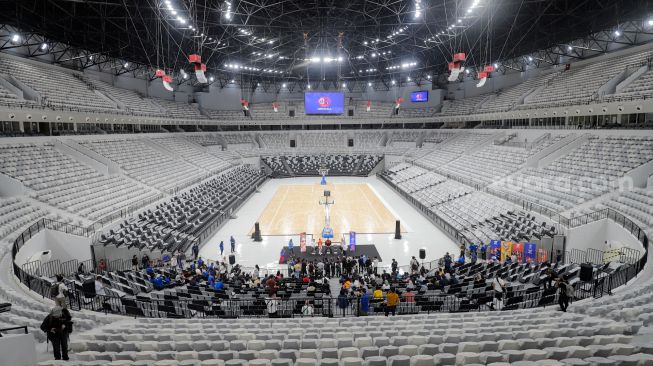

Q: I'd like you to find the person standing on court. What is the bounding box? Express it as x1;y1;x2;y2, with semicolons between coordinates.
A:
192;242;199;260
230;236;236;253
288;238;294;254
219;241;224;256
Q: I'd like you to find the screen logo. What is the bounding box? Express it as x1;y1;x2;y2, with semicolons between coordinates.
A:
318;96;332;108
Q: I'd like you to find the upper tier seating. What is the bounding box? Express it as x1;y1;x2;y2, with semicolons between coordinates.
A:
152;137;232;172
98;166;265;253
299;133;346;149
0;56;118;112
521;50;653;109
203;109;249;120
82;139;206;192
354;101;394;118
85;78;166;116
354;132;384;149
149;97;205;119
478;72;560;113
602;188;653;231
0;197;48;240
0;79;37;108
0;143;158;222
401;107;438;118
608;64;653;102
437;95;488;116
249;102;286;120
437;136;564;186
492;135;653;211
260;133;290;149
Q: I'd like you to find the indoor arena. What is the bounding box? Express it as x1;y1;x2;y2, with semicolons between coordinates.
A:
0;0;653;365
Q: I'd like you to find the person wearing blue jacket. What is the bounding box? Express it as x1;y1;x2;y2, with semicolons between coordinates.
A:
359;288;370;316
219;241;224;256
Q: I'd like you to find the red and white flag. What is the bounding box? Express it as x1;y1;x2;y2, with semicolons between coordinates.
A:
366;100;371;112
272;102;279;113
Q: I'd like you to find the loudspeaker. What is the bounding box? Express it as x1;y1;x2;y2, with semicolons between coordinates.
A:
394;220;401;239
252;222;262;242
289;110;295;117
348;109;354;117
82;278;96;298
579;263;593;282
290;139;296;148
348;139;354;147
419;249;426;260
229;254;236;265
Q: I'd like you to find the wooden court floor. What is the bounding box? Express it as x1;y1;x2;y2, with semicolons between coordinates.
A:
253;183;403;239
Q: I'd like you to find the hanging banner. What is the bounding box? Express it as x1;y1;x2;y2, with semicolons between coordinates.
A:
300;232;306;253
512;242;524;263
489;240;501;259
537;248;549;263
349;231;357;252
500;241;512;262
366;100;371;112
524;243;537;263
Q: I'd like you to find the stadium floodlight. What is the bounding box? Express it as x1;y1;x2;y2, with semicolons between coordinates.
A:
527;56;533;61
493;63;498;68
11;34;20;43
183;74;188;79
41;43;48;50
363;41;368;45
124;62;129;68
368;82;372;86
342;83;347;88
371;53;377;58
648;19;653;26
391;79;396;85
209;76;214;82
311;57;321;63
231;79;235;83
337;56;343;62
567;46;573;51
407;77;411;81
427;75;431;79
614;30;621;36
282;83;287;88
457;19;462;23
307;84;311;89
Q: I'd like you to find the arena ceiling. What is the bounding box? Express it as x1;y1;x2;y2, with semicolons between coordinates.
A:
0;0;651;85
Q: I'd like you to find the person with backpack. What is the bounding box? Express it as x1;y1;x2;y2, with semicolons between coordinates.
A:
337;289;349;317
40;306;72;361
558;278;574;312
50;275;69;309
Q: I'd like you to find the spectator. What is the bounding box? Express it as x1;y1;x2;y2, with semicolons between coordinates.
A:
77;262;85;274
359;288;370;316
41;306;72;361
391;258;398;274
558;278;573;312
192;242;199;260
385;288;399;316
301;300;314;316
403;288;415;303
337;289;349;317
50;275;69;309
373;257;379;275
230;236;236;253
98;258;107;273
219;241;224;256
266;294;279;318
288;238;294;253
131;255;139;271
141;254;149;269
491;274;506;310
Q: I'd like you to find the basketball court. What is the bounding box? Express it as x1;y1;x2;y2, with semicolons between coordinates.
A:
252;182;405;240
200;176;458;271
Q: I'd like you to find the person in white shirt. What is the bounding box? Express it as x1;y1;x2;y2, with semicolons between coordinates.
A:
53;275;69;309
492;275;506;310
372;257;380;275
266;294;280;318
301;300;314;316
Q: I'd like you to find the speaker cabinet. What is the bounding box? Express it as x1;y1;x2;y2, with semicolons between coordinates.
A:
348;139;354;147
290;139;296;148
289;110;295;117
229;254;236;265
419;249;426;260
580;263;593;282
348;109;354;117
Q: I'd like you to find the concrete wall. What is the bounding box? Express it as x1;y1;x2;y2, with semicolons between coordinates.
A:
566;218;645;254
14;229;92;266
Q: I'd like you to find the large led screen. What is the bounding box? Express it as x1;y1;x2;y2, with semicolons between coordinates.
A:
304;92;345;115
410;91;429;103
